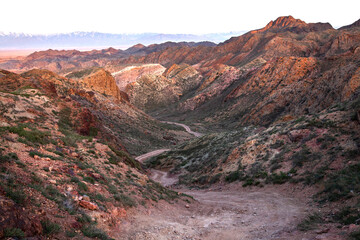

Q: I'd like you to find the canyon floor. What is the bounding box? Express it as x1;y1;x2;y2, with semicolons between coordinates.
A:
118;123;342;240
119;186;309;240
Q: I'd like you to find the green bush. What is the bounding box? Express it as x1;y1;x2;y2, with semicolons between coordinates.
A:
78;182;88;192
65;230;77;238
0;152;19;163
3;227;25;238
334;206;360;225
267;172;291;184
349;229;360;240
41;219;61;235
76;213;92;223
41;185;63;203
108;146;141;170
242;178;254;187
114;194;137;207
83;176;96;184
81;225;113;240
297;213;323;231
319;164;360;202
5;187;26;204
291;147;311;167
225;171;243;183
209;173;222;184
93;193;107;202
8;125;50;145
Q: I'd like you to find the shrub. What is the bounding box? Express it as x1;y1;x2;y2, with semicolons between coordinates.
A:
0;152;19;162
70;176;80;183
76;213;92;223
107;184;118;194
41;219;61;235
65;230;77;238
78;182;88;192
303;166;327;185
83;176;96;184
267;172;291;184
319;164;360;202
291;147;312;168
334;206;360;225
209;173;222;184
81;225;112;240
3;227;26;238
225;171;242;183
41;185;63;203
93;193;107;202
242;178;254;187
349;229;360;240
108;146;141;170
5;187;26;204
8;125;50;145
114;194;137;207
107;151;120;165
297;213;323;231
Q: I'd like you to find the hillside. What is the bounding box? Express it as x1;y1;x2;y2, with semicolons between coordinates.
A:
0;68;196;239
0;15;360;239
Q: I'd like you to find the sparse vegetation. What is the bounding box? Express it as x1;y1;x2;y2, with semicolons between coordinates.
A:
65;230;77;238
5;187;26;204
266;171;291;184
3;227;26;238
318;164;360;202
334;206;360;225
81;225;113;240
114;193;137;207
225;171;243;183
297;213;323;231
41;219;61;235
349;229;360;240
66;68;99;79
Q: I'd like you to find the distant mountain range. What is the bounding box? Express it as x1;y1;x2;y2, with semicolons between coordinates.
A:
0;31;245;50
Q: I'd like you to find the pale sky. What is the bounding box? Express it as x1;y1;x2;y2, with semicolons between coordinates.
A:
1;0;359;35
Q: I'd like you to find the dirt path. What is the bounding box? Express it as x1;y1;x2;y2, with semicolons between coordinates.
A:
161;121;203;137
135;149;171;162
125;123;308;240
118;186;307;240
151;169;179;187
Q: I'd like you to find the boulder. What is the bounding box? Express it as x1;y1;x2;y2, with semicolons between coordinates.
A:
79;200;98;210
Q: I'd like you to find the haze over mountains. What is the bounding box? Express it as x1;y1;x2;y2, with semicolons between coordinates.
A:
0;31;243;50
0;15;360;239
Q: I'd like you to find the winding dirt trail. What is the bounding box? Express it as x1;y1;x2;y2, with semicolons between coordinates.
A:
124;122;308;240
135;149;171;162
161;121;203;137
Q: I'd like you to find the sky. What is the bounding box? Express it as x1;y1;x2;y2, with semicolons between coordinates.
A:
1;0;359;35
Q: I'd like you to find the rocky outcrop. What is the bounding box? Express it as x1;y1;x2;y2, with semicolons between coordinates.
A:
125;64;202;112
113;64;166;90
179;64;241;111
251;16;333;34
81;68;123;101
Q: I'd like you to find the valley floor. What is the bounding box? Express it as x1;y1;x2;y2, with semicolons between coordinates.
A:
117;184;313;240
119;122;340;240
